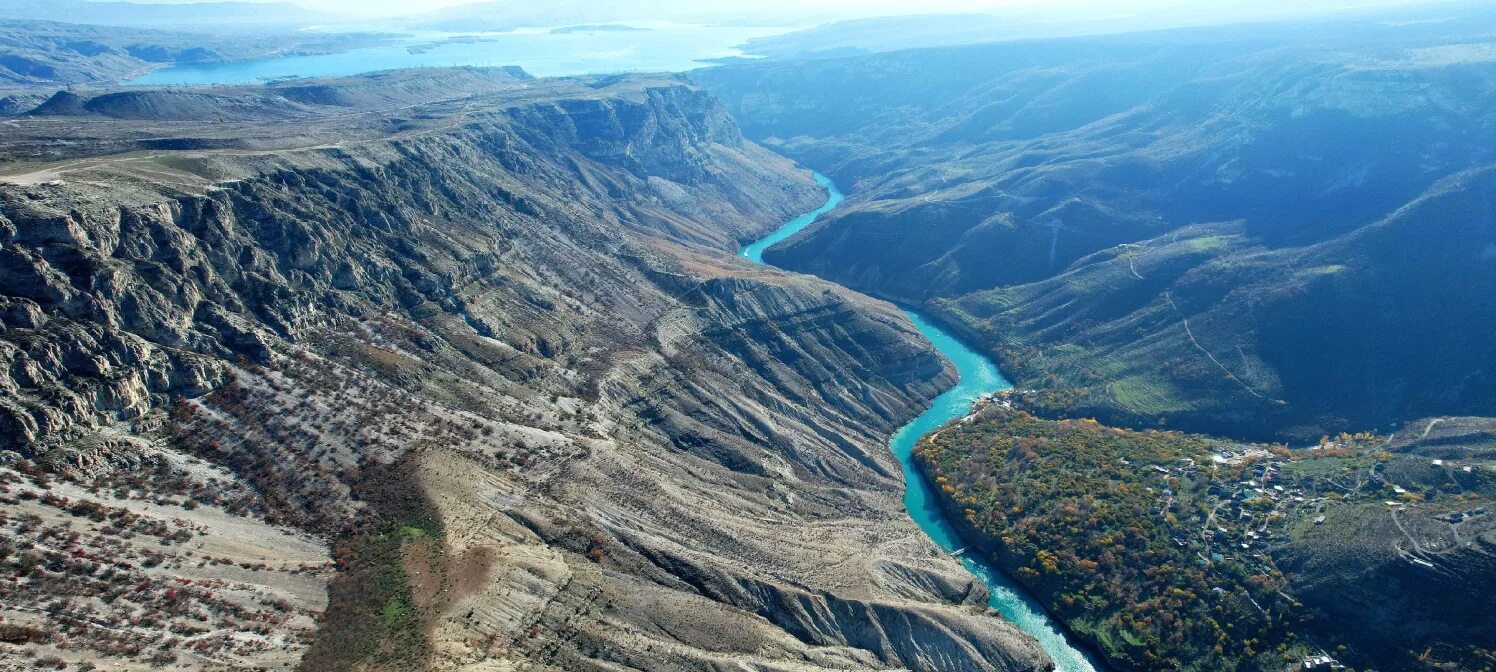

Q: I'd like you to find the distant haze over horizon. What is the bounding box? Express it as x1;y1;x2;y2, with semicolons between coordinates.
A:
90;0;1462;23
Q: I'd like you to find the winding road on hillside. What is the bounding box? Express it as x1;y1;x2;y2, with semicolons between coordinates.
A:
741;171;1104;672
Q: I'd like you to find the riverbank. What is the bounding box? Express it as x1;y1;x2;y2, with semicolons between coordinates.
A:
913;427;1130;672
741;170;1104;672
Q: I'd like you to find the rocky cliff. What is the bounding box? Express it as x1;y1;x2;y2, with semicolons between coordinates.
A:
0;69;1049;671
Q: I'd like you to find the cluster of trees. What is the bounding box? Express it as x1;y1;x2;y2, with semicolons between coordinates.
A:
916;408;1312;671
300;455;445;672
166;355;458;669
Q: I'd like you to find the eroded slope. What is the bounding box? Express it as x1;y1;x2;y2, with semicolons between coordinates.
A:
0;70;1049;671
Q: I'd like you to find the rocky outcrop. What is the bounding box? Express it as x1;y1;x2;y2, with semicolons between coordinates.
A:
0;77;805;457
0;70;1050;671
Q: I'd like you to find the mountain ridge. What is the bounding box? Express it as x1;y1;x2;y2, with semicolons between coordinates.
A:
695;5;1496;440
0;68;1051;671
0;0;327;28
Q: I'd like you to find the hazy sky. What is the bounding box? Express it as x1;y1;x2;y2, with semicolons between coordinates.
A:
109;0;1447;21
291;0;1082;15
159;0;1138;17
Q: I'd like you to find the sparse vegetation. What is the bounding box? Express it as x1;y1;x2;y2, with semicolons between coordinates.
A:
0;453;329;670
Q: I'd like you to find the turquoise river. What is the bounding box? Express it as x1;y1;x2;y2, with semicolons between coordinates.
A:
741;171;1103;672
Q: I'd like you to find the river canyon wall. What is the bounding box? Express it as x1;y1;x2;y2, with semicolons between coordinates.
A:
0;70;1050;671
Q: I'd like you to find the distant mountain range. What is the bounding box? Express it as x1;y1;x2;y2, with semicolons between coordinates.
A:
739;0;1470;60
697;1;1496;441
0;20;394;88
0;0;327;28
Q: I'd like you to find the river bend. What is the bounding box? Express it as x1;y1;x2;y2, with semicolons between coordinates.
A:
741;171;1101;672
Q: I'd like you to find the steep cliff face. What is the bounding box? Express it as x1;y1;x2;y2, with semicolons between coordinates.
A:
0;79;798;453
0;70;1049;671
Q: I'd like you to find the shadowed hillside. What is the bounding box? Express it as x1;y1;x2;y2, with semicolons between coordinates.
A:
696;3;1496;439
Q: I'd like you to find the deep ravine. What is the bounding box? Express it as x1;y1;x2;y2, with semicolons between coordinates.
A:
741;171;1105;672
